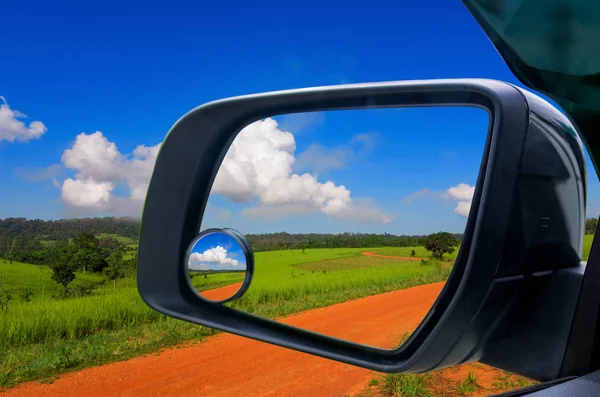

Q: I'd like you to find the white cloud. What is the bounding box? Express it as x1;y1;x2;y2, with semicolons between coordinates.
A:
59;131;160;216
58;118;391;223
213;118;391;223
188;246;241;270
445;183;475;217
0;96;47;142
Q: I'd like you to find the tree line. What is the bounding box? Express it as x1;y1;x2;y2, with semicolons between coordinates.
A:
0;217;140;240
246;232;464;252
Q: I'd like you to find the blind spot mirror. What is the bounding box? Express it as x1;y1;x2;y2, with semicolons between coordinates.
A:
187;228;254;304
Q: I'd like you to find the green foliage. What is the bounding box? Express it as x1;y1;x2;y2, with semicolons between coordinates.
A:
0;217;140;240
104;251;125;291
50;260;76;289
368;378;380;386
423;232;460;260
246;232;462;252
586;217;598;235
297;242;309;253
458;371;479;395
410;249;416;257
70;249;106;273
379;373;433;397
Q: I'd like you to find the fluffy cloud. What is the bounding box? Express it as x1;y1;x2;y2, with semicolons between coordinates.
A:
213;118;391;223
59;118;391;223
188;246;240;270
60;131;160;215
446;183;475;217
0;96;47;142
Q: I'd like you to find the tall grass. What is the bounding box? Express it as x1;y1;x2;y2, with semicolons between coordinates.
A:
0;289;160;350
0;248;446;349
0;257;447;352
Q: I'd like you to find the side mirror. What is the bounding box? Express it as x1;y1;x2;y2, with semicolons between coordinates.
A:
137;79;585;375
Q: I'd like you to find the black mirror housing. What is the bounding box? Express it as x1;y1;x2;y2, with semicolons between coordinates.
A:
137;79;584;374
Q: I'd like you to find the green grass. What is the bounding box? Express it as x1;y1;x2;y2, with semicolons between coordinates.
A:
189;271;246;290
378;373;433;397
373;246;459;260
0;261;104;300
297;255;417;272
237;248;447;307
457;372;479;395
95;233;137;246
584;234;594;260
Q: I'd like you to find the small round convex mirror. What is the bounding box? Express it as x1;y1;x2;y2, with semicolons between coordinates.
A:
186;228;254;304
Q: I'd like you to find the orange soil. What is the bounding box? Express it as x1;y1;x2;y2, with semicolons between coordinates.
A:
3;282;517;397
198;282;243;301
361;251;422;261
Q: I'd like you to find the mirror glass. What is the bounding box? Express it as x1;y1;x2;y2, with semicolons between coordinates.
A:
187;231;248;302
198;106;489;348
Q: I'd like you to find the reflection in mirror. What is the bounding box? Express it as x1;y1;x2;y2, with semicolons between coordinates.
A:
187;230;248;303
200;107;489;348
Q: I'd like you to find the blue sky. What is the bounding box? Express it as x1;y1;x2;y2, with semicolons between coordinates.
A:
1;0;598;235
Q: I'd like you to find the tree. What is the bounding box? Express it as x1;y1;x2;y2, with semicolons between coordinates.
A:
410;249;416;258
586;217;598;235
73;233;99;251
69;248;106;274
50;261;76;290
297;242;309;254
104;251;124;292
423;232;459;260
98;237;125;258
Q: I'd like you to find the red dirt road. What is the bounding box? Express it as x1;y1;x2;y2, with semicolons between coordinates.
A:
198;282;243;301
361;251;421;261
4;283;447;397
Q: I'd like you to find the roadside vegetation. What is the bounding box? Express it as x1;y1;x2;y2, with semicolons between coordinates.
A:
0;217;594;389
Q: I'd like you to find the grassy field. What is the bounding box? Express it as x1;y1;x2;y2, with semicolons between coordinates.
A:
372;245;460;259
0;261;105;300
0;236;594;388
